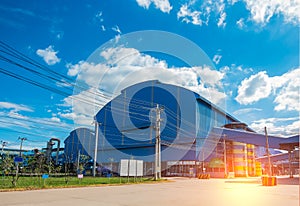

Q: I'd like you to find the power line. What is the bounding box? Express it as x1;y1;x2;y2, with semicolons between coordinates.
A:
0;112;74;126
0;41;223;153
0;127;58;139
0;41;189;113
0;43;195;129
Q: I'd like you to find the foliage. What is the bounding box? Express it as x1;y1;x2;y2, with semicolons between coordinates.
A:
0;154;14;175
0;176;156;190
78;154;92;174
26;153;47;174
0;154;20;187
0;152;65;187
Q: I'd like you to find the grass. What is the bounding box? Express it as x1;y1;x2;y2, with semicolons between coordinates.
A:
0;175;162;191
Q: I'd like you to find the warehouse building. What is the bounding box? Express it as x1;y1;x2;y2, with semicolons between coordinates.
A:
64;128;94;163
64;80;298;177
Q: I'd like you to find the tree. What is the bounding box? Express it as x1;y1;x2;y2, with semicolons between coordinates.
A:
0;154;19;187
27;152;47;175
77;154;92;175
0;154;14;176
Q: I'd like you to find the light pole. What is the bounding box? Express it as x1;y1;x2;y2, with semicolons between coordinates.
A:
93;118;99;177
18;137;27;157
155;104;162;180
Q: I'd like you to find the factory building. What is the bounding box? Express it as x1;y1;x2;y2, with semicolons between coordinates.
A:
64;80;263;177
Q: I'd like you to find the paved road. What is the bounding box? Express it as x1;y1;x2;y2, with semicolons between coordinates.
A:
0;177;299;206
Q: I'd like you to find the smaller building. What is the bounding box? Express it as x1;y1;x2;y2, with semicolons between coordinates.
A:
64;128;95;163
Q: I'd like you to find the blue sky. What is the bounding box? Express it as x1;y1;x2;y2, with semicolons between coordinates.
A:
0;0;299;150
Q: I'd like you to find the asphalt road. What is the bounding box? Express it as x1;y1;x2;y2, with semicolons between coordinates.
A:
0;177;299;206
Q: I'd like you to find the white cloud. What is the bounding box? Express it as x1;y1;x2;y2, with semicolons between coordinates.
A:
65;46;226;127
236;18;245;29
228;0;239;5
220;65;230;73
67;62;104;89
95;11;104;22
67;46;167;87
58;111;77;120
236;71;272;104
236;68;300;112
213;54;222;65
96;11;102;18
36;45;61;65
177;0;226;27
177;4;203;25
100;47;166;67
223;66;247;77
0;101;33;112
175;0;300;28
112;25;121;34
136;0;172;13
0;109;72;139
114;34;121;43
242;0;300;25
233;107;262;116
56;80;72;88
0;111;31;129
217;11;226;28
95;47;224;100
136;0;151;9
273;68;300;112
101;25;106;31
250;117;300;136
66;62;81;77
6;111;28;120
192;66;224;87
50;116;61;122
60;87;109;127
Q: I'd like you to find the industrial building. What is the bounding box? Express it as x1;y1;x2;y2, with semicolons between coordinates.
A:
64;128;94;163
64;80;299;177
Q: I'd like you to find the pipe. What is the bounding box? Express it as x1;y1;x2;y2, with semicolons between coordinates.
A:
49;138;60;165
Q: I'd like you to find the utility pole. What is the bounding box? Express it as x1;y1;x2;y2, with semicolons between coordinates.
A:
288;150;293;178
18;137;27;157
93;117;99;177
223;135;227;177
77;150;81;174
264;127;272;176
1;141;8;158
15;137;26;185
155;104;162;180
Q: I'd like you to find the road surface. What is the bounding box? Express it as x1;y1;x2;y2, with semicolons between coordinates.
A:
0;177;298;206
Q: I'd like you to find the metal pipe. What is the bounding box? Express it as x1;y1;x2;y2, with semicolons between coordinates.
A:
49;138;60;165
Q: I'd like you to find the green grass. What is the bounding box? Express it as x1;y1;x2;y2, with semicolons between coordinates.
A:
0;175;160;191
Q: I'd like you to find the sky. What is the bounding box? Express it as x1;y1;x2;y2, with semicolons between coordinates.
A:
0;0;299;150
